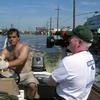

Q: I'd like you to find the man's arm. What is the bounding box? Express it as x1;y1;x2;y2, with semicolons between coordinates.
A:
0;48;9;59
47;61;68;86
8;45;29;67
0;49;10;69
0;44;29;68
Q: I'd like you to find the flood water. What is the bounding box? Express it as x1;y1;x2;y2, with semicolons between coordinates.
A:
0;34;59;53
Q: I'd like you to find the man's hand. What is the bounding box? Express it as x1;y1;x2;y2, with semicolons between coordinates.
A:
0;56;9;69
47;76;57;86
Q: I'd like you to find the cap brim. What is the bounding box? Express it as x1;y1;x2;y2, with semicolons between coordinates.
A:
67;31;75;37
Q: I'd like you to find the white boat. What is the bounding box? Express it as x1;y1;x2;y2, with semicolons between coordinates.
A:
0;38;100;100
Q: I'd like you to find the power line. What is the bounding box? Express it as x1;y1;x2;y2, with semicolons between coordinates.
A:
76;11;100;16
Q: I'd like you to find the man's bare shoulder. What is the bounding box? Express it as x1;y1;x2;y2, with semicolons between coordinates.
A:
1;48;8;53
18;43;30;54
22;43;29;48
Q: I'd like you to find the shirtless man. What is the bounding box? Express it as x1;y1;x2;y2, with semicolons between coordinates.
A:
0;28;39;100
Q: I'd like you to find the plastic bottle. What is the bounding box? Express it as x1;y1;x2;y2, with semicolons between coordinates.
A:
19;90;24;99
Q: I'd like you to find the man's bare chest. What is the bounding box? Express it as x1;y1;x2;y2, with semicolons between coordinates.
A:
8;50;20;60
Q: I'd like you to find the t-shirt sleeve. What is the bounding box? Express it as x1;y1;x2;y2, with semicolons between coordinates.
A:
51;61;68;83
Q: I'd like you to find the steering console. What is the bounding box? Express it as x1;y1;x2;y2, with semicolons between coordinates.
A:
0;68;20;84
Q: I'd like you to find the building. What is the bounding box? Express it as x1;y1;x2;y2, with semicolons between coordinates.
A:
0;29;2;34
36;27;48;35
86;14;100;33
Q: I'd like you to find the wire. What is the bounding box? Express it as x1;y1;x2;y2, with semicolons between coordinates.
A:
76;11;100;16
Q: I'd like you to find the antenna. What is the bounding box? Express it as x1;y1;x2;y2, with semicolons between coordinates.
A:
56;6;60;32
50;17;52;33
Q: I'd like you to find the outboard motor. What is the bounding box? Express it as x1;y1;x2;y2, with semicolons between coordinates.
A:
32;56;46;72
46;36;55;48
32;56;57;99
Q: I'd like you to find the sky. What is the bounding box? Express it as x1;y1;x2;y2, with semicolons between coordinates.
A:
0;0;100;31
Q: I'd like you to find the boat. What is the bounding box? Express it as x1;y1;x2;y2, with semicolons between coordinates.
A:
0;55;100;100
0;56;57;100
0;36;100;100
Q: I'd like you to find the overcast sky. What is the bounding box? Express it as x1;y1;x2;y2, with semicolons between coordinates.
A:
0;0;100;31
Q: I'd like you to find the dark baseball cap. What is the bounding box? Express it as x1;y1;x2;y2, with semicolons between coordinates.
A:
68;25;93;43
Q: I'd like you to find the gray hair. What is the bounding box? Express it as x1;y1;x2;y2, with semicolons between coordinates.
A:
84;42;92;49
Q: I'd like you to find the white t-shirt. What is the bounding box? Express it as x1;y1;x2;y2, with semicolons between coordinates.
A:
52;51;95;100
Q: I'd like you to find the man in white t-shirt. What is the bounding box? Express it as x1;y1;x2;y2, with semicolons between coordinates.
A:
47;25;96;100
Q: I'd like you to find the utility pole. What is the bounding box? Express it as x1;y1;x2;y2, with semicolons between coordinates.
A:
73;0;75;29
46;21;49;35
50;17;52;33
11;24;14;28
56;6;60;32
